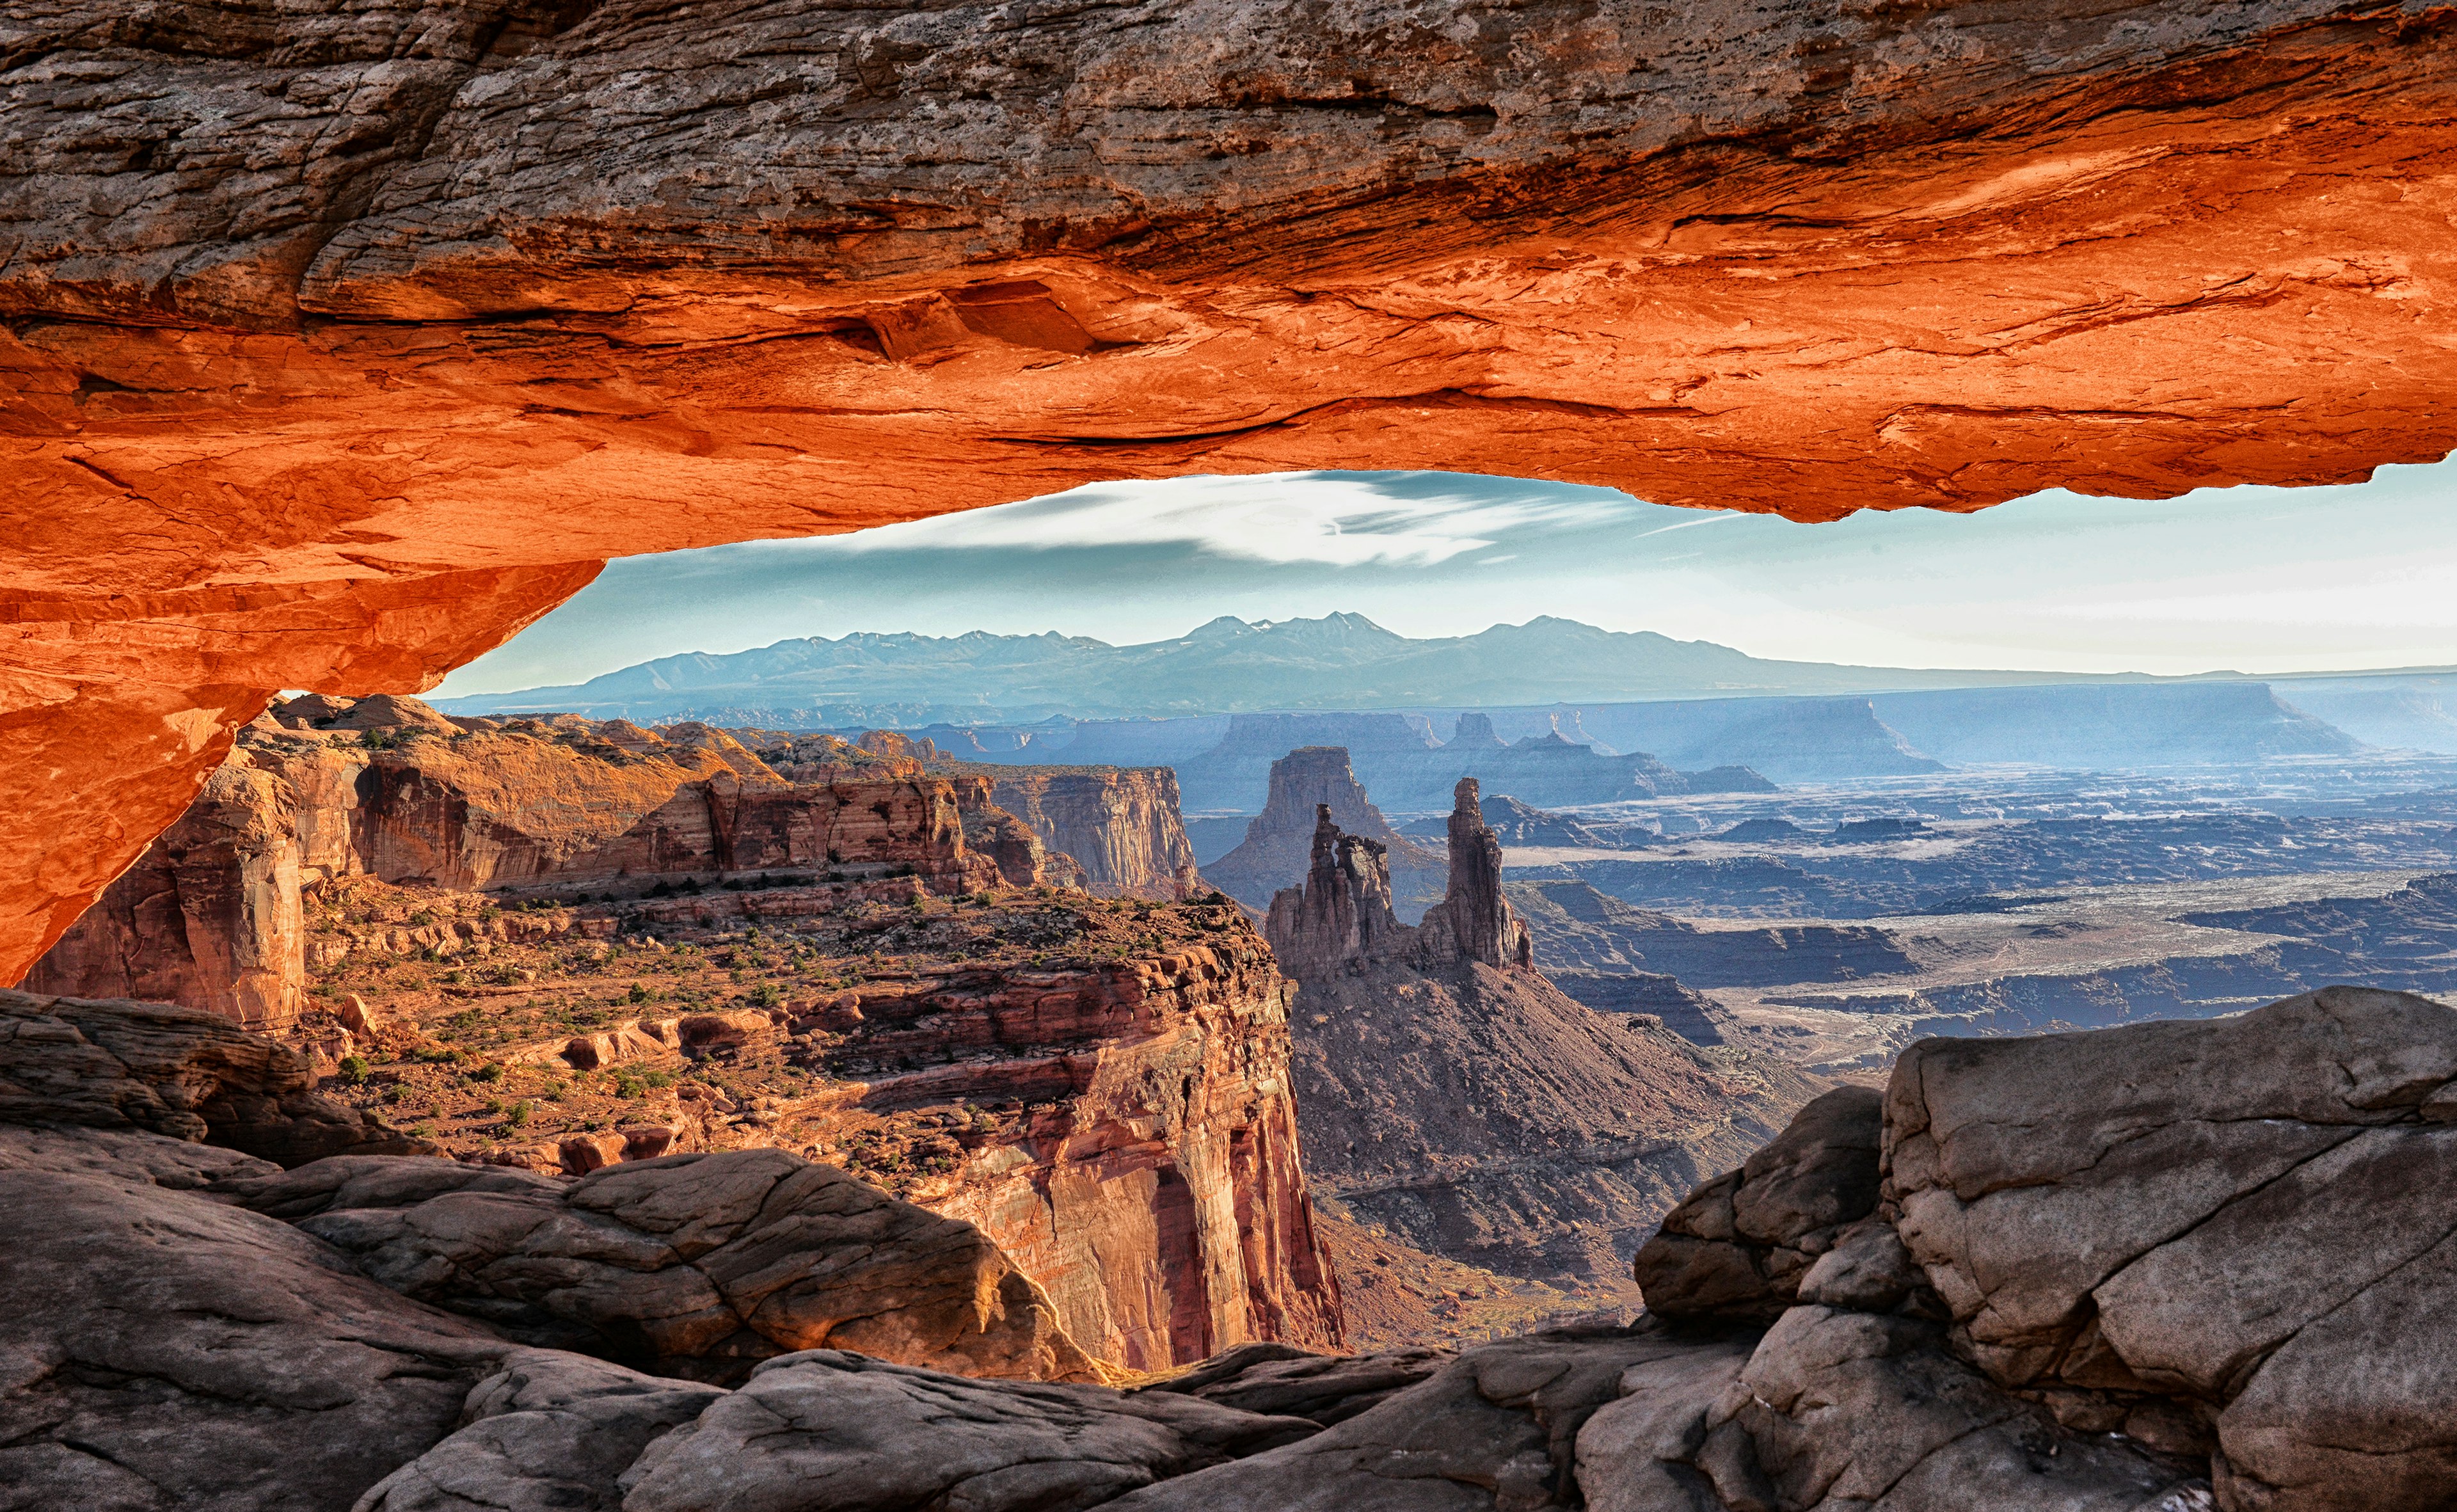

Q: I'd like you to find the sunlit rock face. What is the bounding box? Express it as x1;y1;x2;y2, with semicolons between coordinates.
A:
4;0;2456;978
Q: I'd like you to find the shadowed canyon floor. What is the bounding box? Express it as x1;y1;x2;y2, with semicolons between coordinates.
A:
7;0;2457;978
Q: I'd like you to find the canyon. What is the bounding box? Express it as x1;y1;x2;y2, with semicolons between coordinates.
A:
19;694;1342;1375
6;2;2457;974
1263;770;1824;1300
13;969;2455;1509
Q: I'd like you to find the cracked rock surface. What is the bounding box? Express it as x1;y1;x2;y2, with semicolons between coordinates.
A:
0;1133;514;1512
1888;985;2457;1511
7;986;2455;1511
1629;1085;1884;1321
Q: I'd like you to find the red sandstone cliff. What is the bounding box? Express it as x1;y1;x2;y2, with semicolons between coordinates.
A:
26;695;1341;1369
848;924;1342;1367
23;698;1060;1030
976;768;1202;902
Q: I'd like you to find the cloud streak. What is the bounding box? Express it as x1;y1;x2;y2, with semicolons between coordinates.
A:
838;470;1646;568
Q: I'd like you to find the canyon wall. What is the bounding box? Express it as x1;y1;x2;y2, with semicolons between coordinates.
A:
4;1;2453;980
868;933;1344;1368
978;768;1202;902
20;697;1060;1028
20;694;1340;1371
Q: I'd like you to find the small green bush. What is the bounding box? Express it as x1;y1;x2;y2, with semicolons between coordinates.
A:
505;1101;532;1127
470;1062;505;1084
336;1054;369;1085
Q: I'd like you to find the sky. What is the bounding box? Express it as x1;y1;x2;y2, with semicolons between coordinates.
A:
434;459;2457;697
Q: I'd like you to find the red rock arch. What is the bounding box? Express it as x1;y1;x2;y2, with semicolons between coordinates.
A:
5;0;2455;975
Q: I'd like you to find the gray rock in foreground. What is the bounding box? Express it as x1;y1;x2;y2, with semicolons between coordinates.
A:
7;986;2455;1511
216;1145;1104;1386
0;987;425;1165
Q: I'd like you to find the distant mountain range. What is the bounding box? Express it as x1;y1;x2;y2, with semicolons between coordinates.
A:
440;613;2198;726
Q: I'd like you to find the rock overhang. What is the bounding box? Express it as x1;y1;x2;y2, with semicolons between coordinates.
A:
3;0;2456;976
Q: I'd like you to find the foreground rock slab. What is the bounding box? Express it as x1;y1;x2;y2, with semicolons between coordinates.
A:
221;1147;1105;1386
0;1138;514;1511
0;987;425;1165
1888;985;2457;1511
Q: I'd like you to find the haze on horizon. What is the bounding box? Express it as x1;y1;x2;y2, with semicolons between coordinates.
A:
436;458;2457;699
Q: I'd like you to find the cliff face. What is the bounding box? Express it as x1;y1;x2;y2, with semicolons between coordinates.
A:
18;987;2457;1511
22;698;1056;1030
1206;747;1447;921
294;883;1344;1372
880;930;1342;1368
979;768;1201;902
1264;777;1821;1288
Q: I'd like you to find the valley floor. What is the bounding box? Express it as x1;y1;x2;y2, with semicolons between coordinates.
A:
1483;756;2457;1079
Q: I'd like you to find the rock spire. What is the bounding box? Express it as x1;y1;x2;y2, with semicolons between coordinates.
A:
1266;778;1530;978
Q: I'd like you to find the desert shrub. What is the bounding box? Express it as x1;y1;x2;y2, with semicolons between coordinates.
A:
336;1055;369;1085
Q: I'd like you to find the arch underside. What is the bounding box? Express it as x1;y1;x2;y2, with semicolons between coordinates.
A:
3;0;2455;975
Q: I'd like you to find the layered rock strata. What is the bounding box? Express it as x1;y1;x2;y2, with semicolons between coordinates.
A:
1266;778;1822;1288
12;985;2457;1510
854;925;1347;1370
1208;746;1448;920
978;767;1204;901
20;695;1067;1029
279;879;1346;1371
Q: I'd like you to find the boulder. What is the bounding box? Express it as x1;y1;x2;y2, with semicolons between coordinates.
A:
1634;1307;2200;1512
1886;986;2457;1512
0;987;427;1165
1138;1341;1449;1426
216;1147;1107;1386
355;1350;725;1512
1630;1086;1884;1320
1105;1327;1672;1510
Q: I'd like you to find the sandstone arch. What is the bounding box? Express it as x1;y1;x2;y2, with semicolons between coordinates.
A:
5;0;2456;977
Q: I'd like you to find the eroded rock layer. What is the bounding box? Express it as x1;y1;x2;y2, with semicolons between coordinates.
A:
8;985;2457;1510
5;0;2456;978
21;696;1056;1029
979;767;1204;902
20;698;1342;1370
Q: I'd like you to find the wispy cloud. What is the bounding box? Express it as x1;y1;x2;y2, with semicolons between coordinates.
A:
837;471;1646;568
